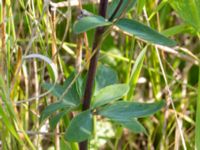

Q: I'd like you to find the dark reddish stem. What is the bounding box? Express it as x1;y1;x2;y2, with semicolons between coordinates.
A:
79;0;108;150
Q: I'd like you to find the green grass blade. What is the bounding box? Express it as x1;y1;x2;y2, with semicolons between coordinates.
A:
171;0;200;32
0;106;20;140
195;65;200;150
127;46;147;100
161;24;192;37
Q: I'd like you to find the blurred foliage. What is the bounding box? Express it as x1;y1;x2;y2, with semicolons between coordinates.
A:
0;0;200;150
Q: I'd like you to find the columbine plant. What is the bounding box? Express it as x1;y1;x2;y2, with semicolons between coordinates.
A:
40;0;176;149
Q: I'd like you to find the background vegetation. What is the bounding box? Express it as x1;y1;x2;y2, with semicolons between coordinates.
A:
0;0;200;149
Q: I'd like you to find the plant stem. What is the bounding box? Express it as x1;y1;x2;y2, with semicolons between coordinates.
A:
79;0;108;150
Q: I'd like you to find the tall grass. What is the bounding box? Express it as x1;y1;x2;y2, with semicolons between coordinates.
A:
0;0;199;149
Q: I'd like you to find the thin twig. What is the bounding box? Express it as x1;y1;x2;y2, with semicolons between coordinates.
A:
49;6;57;63
50;0;112;8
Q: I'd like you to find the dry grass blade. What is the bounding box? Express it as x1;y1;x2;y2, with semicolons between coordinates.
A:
143;6;187;150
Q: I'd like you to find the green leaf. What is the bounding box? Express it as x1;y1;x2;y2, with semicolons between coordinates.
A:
41;81;79;124
115;18;176;47
40;102;70;123
76;75;84;98
171;0;200;32
127;46;147;100
49;111;67;129
75;74;88;99
42;73;80;107
42;83;63;98
65;110;93;142
62;73;81;106
95;65;118;91
108;0;137;20
119;118;147;134
98;100;165;120
92;84;129;108
73;16;112;34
